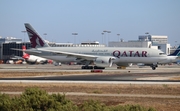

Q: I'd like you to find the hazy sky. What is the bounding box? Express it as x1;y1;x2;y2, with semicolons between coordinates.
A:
0;0;180;46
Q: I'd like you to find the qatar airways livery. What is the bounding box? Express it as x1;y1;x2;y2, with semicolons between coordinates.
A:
20;23;179;70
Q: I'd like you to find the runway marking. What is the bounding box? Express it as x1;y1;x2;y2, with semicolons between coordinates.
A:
137;76;180;80
0;80;180;84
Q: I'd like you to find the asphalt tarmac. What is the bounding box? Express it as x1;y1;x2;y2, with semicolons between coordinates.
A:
0;64;180;83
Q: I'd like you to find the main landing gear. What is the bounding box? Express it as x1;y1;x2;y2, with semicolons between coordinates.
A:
81;65;105;69
151;64;158;70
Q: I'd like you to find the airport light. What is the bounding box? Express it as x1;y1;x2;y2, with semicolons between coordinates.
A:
107;31;111;46
21;30;27;42
103;30;107;33
175;41;178;48
145;32;149;35
43;33;47;40
103;30;107;46
101;33;104;44
102;30;111;46
117;34;120;41
107;31;111;33
72;33;78;44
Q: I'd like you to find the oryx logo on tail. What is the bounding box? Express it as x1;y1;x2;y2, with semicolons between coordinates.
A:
24;23;49;48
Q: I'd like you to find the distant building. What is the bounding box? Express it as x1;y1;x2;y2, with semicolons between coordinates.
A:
139;35;168;44
109;35;170;55
81;41;100;45
0;37;22;43
1;42;31;61
139;35;170;54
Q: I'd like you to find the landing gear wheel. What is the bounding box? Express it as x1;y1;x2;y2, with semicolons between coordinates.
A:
152;67;156;70
94;66;105;69
81;65;93;69
81;66;85;69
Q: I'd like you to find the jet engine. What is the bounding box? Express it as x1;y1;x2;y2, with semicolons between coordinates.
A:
94;57;113;67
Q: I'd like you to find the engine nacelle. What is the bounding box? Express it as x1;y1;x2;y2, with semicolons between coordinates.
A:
94;57;113;67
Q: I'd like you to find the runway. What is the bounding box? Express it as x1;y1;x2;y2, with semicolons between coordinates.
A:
0;64;180;84
0;72;180;81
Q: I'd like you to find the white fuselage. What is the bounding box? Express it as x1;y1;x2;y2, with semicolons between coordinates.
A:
158;56;179;64
26;55;48;63
26;47;174;65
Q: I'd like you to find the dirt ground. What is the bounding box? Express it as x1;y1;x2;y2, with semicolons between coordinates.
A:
0;72;180;111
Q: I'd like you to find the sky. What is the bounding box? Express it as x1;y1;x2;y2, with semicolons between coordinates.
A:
0;0;180;46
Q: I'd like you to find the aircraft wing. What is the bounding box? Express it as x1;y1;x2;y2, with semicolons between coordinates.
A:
39;49;115;60
12;48;116;61
11;48;42;54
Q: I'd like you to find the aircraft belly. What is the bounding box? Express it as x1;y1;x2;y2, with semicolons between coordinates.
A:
114;57;164;63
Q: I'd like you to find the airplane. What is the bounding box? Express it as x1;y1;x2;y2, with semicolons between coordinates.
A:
22;45;53;64
13;23;179;70
159;45;180;64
